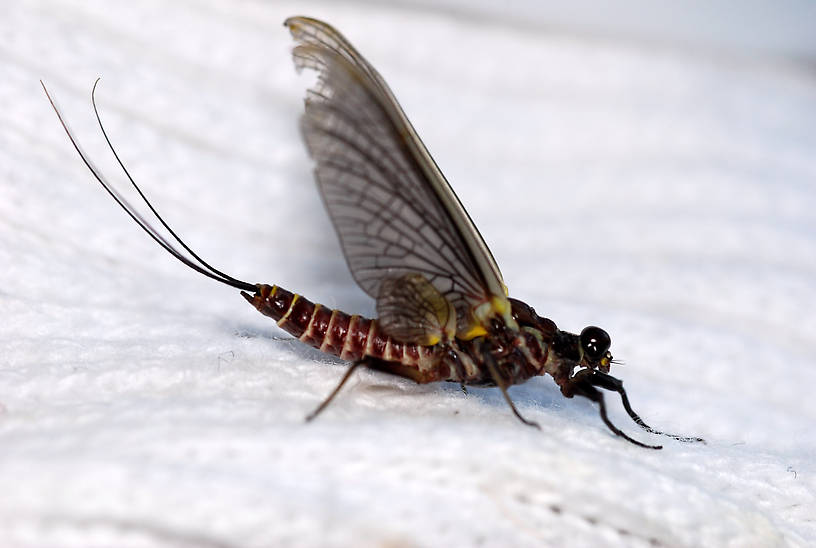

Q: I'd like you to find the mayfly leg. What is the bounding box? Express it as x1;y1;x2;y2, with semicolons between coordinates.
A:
305;360;367;422
482;350;541;430
305;356;449;421
570;382;662;450
583;370;705;444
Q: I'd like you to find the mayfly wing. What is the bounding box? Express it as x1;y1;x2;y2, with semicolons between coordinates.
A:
377;273;457;345
285;16;509;339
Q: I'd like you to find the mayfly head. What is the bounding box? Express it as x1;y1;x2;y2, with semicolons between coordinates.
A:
579;326;612;373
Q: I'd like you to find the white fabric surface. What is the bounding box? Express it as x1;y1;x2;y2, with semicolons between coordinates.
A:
2;1;815;546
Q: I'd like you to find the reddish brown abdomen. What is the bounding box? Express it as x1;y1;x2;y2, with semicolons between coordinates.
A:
242;284;421;364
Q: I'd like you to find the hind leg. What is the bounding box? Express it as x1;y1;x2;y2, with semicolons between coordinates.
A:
305;356;446;422
305;359;367;422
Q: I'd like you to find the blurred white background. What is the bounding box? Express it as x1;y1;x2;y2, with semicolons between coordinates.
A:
1;1;815;546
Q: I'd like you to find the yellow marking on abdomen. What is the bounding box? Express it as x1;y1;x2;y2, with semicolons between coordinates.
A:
277;293;299;326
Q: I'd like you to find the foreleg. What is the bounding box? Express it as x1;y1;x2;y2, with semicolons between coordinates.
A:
569;379;662;449
578;370;705;444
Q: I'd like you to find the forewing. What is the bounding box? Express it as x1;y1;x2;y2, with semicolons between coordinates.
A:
286;16;508;337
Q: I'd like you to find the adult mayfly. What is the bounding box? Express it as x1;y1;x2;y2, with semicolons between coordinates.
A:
43;16;702;449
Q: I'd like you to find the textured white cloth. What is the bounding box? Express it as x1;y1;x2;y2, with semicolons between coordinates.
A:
1;1;815;547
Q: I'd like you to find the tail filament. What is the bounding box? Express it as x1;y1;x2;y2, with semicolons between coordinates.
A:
41;80;256;293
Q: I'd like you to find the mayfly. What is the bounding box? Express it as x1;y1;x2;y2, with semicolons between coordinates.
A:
43;16;703;449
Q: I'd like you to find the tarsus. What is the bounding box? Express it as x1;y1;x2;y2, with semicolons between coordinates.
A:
41;79;256;293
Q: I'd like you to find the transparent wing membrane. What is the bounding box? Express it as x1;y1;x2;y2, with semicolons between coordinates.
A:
377;273;456;345
286;16;508;338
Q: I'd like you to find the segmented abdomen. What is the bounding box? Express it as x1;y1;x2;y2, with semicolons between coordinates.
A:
242;284;431;365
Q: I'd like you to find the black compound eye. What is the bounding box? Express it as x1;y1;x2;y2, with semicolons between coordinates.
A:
580;326;611;361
